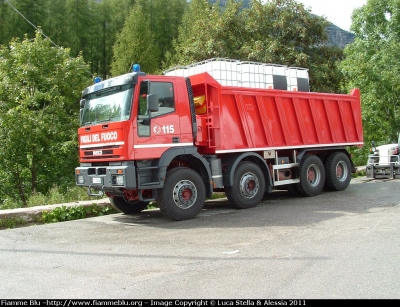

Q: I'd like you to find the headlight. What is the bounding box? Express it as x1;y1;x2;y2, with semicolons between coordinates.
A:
112;175;124;186
77;175;85;184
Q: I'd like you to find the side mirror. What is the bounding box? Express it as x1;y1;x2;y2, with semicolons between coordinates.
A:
80;99;86;109
147;94;159;113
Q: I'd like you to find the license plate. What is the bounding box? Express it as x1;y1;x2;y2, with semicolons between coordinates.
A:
92;177;102;184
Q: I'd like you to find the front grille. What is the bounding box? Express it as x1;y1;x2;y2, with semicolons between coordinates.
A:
84;149;114;156
82;156;120;160
81;144;121;160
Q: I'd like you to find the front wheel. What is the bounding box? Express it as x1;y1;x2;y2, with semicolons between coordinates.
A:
109;197;149;214
225;161;266;209
157;167;206;221
295;154;325;197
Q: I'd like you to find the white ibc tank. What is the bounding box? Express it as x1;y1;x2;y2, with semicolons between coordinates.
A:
163;58;309;91
287;67;310;92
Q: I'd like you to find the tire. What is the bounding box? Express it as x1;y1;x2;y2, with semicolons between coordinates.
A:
109;197;149;214
157;167;205;221
295;154;325;197
225;161;266;209
324;152;352;191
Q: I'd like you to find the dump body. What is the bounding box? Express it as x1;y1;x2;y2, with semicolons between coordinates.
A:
190;72;363;153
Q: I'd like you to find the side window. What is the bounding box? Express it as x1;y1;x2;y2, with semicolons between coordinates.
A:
137;81;175;137
138;81;149;116
150;82;175;118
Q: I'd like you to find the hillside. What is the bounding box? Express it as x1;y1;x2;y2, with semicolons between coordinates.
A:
326;23;355;48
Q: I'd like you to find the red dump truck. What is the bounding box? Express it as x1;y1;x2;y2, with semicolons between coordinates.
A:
75;60;363;221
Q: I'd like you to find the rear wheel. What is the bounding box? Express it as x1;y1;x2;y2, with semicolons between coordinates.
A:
225;161;265;209
109;197;149;214
324;152;352;191
157;167;205;221
295;154;325;197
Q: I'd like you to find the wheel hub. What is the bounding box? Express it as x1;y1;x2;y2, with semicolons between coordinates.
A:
173;180;197;209
239;173;259;198
336;161;348;181
307;164;321;187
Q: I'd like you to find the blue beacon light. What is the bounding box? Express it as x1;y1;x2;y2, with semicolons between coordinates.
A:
94;77;101;84
133;64;140;72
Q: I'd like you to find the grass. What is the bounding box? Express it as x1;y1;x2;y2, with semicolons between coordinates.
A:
0;203;119;230
0;216;27;229
352;169;367;178
0;186;103;210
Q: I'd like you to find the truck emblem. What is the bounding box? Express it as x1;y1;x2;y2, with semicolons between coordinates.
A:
153;125;161;134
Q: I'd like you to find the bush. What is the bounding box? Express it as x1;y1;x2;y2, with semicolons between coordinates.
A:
0;217;26;229
27;192;48;207
41;204;118;224
0;198;24;210
1;185;104;210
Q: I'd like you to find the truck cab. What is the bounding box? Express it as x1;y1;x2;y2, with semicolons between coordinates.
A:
366;137;400;179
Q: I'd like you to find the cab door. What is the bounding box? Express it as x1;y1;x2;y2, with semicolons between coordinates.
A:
133;78;193;160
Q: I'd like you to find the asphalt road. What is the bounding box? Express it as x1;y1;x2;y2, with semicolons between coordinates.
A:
1;177;399;299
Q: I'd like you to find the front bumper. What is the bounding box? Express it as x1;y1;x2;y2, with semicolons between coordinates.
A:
366;164;400;179
75;163;137;193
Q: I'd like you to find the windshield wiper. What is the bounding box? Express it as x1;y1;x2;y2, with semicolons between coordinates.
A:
96;118;112;124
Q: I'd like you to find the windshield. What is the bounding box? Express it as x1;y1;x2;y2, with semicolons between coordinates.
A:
81;84;133;126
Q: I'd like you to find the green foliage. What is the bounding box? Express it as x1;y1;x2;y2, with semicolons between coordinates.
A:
110;1;161;75
1;184;99;210
208;192;227;200
0;217;26;229
41;204;118;224
340;0;400;161
170;0;341;92
26;193;48;208
352;168;366;178
26;186;98;208
172;0;242;65
0;203;117;229
0;199;24;210
0;30;91;206
240;0;329;65
347;145;369;167
306;46;345;93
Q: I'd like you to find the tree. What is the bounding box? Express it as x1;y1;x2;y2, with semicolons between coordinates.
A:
239;0;329;66
43;0;68;48
0;0;14;44
147;0;186;66
171;0;340;92
172;0;330;67
110;2;160;76
0;30;91;205
340;0;400;149
306;45;344;93
172;0;246;65
65;0;91;58
172;0;214;65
